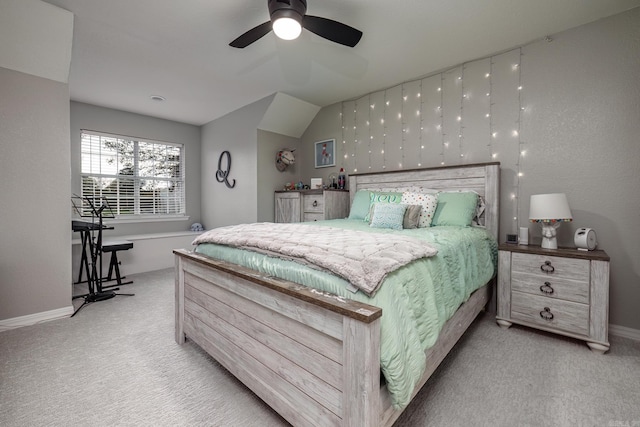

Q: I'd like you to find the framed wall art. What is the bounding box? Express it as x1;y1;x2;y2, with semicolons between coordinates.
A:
314;139;335;168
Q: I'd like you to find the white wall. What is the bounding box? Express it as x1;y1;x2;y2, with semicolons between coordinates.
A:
301;8;640;331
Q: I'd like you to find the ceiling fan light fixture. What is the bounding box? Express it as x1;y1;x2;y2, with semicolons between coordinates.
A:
272;10;302;40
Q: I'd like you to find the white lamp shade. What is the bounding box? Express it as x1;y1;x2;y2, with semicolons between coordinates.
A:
529;193;573;223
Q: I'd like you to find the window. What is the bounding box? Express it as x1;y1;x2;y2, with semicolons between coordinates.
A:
80;130;185;218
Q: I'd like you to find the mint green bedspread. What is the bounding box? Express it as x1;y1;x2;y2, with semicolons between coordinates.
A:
195;219;497;409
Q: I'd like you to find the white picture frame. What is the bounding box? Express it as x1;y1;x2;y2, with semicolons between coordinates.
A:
314;139;335;168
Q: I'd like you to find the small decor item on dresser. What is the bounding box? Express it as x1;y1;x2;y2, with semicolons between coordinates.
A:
328;172;338;189
311;178;323;189
519;226;529;245
338;168;346;190
506;233;518;244
529;193;572;249
575;228;597;251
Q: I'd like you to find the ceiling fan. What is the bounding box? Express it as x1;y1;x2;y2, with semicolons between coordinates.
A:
230;0;362;49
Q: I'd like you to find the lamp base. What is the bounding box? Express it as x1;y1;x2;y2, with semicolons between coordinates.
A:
540;223;561;250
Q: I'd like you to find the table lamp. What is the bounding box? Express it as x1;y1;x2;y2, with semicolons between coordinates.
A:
529;193;573;249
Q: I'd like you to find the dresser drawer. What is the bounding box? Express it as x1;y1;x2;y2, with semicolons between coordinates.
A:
303;195;324;213
511;271;589;304
303;213;324;222
511;252;589;282
511;291;589;336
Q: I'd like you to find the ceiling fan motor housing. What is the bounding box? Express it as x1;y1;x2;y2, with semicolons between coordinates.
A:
269;0;307;22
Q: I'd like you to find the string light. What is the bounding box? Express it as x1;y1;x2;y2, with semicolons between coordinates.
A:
400;83;406;169
337;47;524;187
419;79;424;167
382;89;387;169
515;48;524;229
353;101;358;173
439;73;445;165
488;59;495;160
340;107;345;169
368;94;372;169
459;66;465;163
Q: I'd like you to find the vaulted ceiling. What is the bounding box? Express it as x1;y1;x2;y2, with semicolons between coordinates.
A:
40;0;640;125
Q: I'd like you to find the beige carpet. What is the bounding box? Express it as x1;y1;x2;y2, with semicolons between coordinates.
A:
1;269;638;426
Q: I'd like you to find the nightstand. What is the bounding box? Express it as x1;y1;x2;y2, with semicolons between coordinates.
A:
496;244;610;353
274;189;350;223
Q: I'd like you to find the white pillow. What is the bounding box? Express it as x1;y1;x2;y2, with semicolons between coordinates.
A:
401;192;438;228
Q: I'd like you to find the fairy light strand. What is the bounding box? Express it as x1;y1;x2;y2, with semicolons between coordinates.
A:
439;73;445;165
340;103;345;169
419;79;424;167
515;48;524;227
488;60;495;160
353;100;358;173
400;83;406;169
459;67;465;161
382;89;387;169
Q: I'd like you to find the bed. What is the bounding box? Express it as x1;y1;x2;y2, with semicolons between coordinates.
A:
174;162;500;426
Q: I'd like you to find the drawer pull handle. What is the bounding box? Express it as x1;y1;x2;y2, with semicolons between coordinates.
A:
540;282;554;295
540;261;555;274
540;307;554;321
313;200;318;207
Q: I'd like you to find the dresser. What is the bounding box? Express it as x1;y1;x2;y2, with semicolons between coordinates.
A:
274;189;350;223
496;244;610;353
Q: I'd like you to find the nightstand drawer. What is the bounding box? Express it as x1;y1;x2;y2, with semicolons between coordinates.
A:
303;213;324;222
511;291;589;336
512;271;589;304
512;252;589;282
303;195;324;213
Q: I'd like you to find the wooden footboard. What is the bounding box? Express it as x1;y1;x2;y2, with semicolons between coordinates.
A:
175;249;492;427
175;249;383;426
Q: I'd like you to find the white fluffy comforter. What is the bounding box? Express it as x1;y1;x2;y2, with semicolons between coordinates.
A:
192;222;438;296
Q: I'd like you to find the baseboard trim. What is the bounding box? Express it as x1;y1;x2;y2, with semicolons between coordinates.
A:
609;324;640;341
0;306;74;332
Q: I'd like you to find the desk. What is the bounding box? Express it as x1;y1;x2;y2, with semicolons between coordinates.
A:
72;220;113;294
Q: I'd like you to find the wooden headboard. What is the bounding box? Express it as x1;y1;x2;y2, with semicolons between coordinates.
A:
348;162;500;240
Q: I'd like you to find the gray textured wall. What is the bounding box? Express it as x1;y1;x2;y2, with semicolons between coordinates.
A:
301;8;640;331
256;129;302;222
200;95;274;228
0;67;72;320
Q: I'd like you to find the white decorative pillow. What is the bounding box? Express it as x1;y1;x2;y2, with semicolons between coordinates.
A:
369;203;407;230
401;192;438;228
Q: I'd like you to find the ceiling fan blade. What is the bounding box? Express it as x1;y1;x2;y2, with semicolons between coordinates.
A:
229;21;273;48
302;15;362;47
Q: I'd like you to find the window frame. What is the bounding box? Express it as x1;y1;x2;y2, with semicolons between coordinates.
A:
79;129;187;222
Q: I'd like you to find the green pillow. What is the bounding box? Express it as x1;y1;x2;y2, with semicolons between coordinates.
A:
432;191;479;227
364;191;402;221
348;190;372;220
